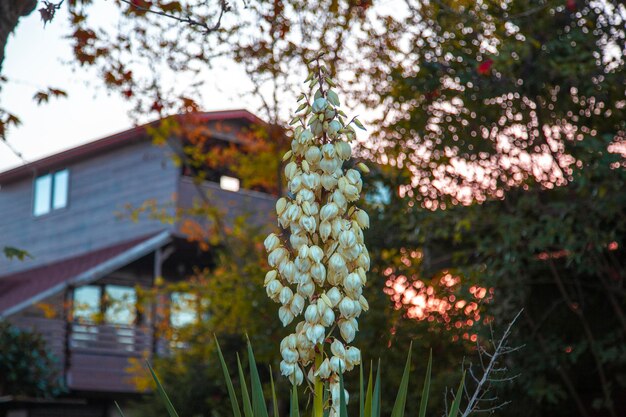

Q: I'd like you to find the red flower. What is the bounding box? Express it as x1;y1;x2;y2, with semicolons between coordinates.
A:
566;0;577;12
477;59;494;75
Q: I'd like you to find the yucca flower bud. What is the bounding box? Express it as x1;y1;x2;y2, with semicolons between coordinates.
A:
330;383;349;405
294;257;312;275
326;287;342;307
276;197;287;215
308;245;324;263
306;323;325;344
304;304;319;323
266;280;283;299
345;169;361;185
321;143;336;159
279;261;296;283
291;367;304;385
305;146;322;165
320;202;339;222
285;161;299;180
282;347;299;363
279;306;295;326
331;339;346;358
335;141;351;160
290;294;305;316
298;281;315;298
268;247;288;267
280;360;296;376
320;157;339;174
354;209;370;229
281;334;297;350
264;233;281;252
320;307;335;326
280;286;294;305
344;273;362;294
329;356;347;374
328;252;346;271
311;263;326;285
339;297;358;318
319;221;332;241
339;319;356;342
290;233;308;251
315;358;331;379
345;347;361;366
264;270;278;286
339;230;357;248
321;174;338;190
359;295;369;311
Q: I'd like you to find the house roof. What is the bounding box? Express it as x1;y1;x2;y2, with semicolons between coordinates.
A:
0;231;171;318
0;109;264;185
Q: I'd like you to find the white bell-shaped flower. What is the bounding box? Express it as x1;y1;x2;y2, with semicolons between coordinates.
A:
279;306;295;326
339;319;356;342
290;293;306;316
315;358;331;379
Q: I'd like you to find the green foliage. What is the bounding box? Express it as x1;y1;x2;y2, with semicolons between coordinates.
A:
0;321;65;398
122;340;465;417
3;246;31;261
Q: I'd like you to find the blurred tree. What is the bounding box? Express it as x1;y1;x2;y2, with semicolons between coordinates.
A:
355;1;626;416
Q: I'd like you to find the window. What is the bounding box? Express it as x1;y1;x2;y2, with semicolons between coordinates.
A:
219;175;240;192
72;284;137;325
73;285;101;323
33;169;69;216
170;292;198;328
105;285;137;325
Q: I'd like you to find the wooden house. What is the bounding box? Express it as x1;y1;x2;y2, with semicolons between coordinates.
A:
0;110;278;416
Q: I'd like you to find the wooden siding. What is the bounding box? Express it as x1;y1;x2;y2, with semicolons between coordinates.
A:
176;176;277;233
0;140;178;275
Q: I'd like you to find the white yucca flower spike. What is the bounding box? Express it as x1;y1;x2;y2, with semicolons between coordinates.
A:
263;57;370;414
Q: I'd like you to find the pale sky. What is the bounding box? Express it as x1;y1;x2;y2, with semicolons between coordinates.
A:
0;2;260;172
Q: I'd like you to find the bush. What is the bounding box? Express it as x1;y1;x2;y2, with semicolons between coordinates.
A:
0;321;65;398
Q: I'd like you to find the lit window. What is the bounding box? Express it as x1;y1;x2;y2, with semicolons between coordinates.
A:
220;175;240;192
170;292;197;328
33;168;69;216
105;285;137;325
73;285;101;323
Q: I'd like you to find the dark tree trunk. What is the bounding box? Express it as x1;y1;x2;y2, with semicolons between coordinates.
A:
0;0;37;73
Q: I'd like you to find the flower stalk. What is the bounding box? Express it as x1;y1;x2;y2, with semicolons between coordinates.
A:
264;55;370;416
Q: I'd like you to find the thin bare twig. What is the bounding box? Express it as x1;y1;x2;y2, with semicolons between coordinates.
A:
117;0;231;34
459;310;523;417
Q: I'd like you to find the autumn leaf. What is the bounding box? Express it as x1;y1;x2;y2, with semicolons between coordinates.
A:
38;1;63;27
33;88;68;105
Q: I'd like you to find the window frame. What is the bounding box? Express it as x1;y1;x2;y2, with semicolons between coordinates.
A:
33;168;70;217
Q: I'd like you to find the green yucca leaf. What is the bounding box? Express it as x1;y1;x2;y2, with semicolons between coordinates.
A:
214;337;242;417
290;385;300;417
372;360;381;417
147;362;180;417
237;353;254;417
246;339;269;417
359;363;365;417
339;367;348;417
270;366;279;417
114;401;126;417
390;342;413;417
323;381;330;417
364;362;373;417
447;372;466;417
418;350;433;417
